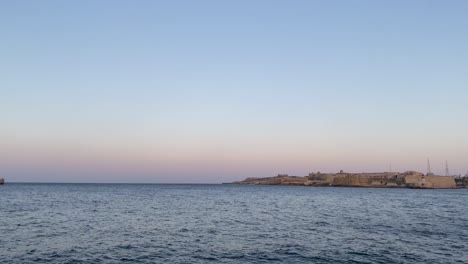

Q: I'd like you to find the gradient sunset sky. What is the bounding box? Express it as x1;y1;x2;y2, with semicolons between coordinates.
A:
1;1;467;183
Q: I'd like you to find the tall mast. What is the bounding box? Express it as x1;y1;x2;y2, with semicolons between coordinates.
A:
427;158;432;175
445;160;449;176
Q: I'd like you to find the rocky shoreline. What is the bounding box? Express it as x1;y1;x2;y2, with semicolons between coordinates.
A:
232;171;467;189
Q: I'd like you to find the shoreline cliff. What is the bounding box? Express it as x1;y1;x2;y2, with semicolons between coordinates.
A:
232;171;467;189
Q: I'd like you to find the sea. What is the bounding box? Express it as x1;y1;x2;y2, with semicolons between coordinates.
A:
0;183;467;264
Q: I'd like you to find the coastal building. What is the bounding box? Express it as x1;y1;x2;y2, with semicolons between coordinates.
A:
234;171;462;188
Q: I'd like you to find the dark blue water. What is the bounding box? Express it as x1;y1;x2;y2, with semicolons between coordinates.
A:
0;183;467;264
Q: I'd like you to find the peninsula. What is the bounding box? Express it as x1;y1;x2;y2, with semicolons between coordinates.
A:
232;171;468;189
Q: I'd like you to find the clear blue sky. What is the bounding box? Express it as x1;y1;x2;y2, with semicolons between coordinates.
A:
1;1;467;182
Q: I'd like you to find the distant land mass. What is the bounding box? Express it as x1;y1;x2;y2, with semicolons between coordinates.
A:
231;171;468;189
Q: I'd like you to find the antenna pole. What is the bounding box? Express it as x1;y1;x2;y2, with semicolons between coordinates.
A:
427;158;432;175
445;160;449;176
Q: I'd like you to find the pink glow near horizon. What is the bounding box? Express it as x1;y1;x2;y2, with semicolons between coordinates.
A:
2;134;467;182
1;1;468;182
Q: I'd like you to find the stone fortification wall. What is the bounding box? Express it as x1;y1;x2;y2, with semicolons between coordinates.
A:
404;174;456;188
425;176;456;188
234;171;458;189
331;175;371;186
330;173;406;187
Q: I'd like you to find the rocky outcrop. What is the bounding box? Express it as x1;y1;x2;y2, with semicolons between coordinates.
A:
232;175;309;185
455;177;468;188
233;171;461;189
0;178;4;185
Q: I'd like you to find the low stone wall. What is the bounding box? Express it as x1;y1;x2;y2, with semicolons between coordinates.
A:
233;176;307;185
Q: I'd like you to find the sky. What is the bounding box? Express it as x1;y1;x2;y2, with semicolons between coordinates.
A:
1;1;468;183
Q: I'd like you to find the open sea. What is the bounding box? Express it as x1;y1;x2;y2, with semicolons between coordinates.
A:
0;183;466;264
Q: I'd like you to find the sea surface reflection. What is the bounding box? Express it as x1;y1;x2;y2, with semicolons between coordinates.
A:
1;183;467;263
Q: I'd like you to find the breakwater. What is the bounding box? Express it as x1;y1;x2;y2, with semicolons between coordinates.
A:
233;171;465;189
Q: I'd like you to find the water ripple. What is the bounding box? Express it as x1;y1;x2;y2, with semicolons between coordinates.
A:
0;184;467;263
